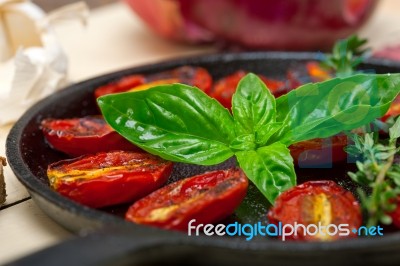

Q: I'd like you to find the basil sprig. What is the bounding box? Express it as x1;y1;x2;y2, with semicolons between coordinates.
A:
98;73;400;204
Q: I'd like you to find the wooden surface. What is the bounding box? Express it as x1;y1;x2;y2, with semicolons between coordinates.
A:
1;0;400;264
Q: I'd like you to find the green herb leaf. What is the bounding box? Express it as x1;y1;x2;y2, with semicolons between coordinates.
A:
235;142;296;203
322;35;370;76
255;122;283;146
274;74;400;145
98;84;236;165
346;116;400;227
232;73;276;136
99;72;400;206
389;116;400;139
388;170;400;186
379;214;393;225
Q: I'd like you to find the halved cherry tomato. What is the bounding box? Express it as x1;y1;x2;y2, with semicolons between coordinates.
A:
209;70;286;109
94;66;213;98
287;61;333;90
268;180;362;241
382;95;400;121
306;61;333;82
126;168;248;231
47;151;173;208
94;75;146;98
388;197;400;229
289;135;348;167
41;116;139;157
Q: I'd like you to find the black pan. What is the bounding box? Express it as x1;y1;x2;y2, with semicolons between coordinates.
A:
6;52;400;265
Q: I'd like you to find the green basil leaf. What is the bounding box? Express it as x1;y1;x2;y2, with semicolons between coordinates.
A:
229;134;256;151
274;74;400;145
255;122;283;146
98;84;236;165
232;73;276;136
236;142;296;204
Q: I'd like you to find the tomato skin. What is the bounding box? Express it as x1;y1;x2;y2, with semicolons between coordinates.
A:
47;151;173;208
41;116;139;157
126;168;248;231
305;61;332;82
94;75;146;99
287;61;333;90
210;71;285;109
289;135;348;166
94;66;213;98
268;180;362;241
382;95;400;121
388;197;400;229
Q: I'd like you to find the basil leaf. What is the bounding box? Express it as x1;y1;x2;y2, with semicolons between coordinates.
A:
255;122;283;146
274;74;400;145
98;84;236;165
232;73;276;136
229;134;256;151
236;142;296;203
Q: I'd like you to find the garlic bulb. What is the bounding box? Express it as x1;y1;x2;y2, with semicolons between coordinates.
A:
0;0;88;125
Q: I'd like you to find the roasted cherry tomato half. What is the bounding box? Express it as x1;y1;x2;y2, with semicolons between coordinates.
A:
94;75;146;98
209;70;285;109
47;151;173;208
41;116;139;157
268;180;362;241
289;135;348;167
382;95;400;121
388;197;400;229
126;168;248;231
94;66;213;98
287;61;333;90
306;61;332;82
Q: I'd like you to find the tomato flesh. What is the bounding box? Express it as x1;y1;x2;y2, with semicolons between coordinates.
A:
289;135;348;166
94;75;146;99
41;116;139;157
47;151;173;208
382;95;400;121
210;70;285;109
268;180;362;241
126;168;248;231
94;66;213;98
388;197;400;229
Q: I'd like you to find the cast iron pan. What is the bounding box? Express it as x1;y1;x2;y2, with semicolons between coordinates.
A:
6;52;400;265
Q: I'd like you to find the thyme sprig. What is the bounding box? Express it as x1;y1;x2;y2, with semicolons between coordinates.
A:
346;117;400;227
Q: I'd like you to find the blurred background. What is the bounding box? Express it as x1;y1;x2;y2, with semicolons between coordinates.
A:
32;0;116;11
33;0;380;51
